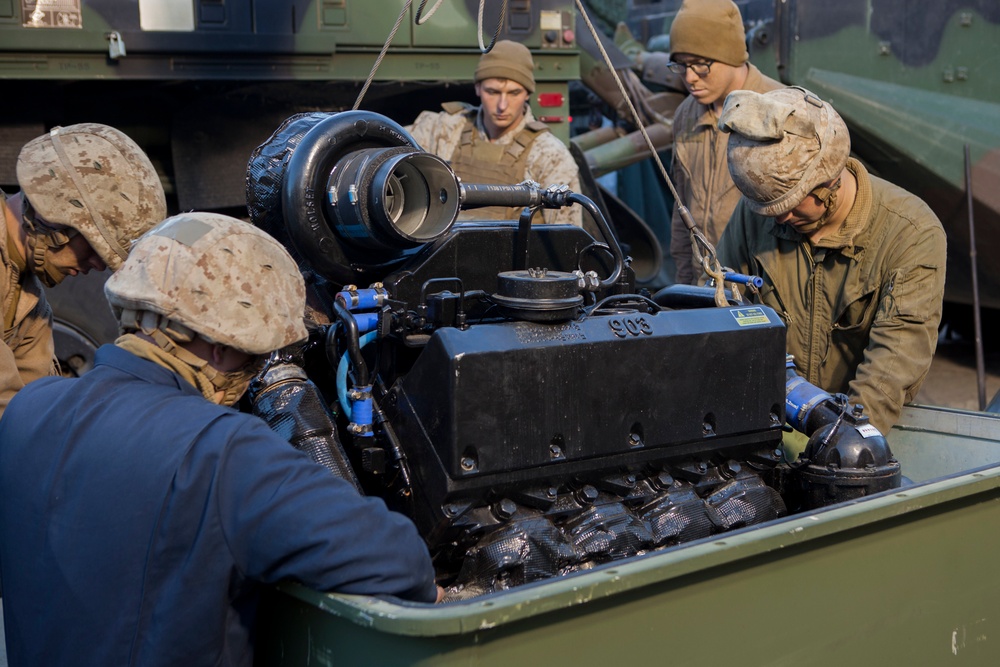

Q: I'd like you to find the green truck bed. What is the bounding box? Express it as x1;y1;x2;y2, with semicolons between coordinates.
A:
257;405;1000;666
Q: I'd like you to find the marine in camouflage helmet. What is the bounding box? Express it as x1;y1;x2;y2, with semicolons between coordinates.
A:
719;86;851;232
15;123;167;280
105;212;307;405
714;87;946;433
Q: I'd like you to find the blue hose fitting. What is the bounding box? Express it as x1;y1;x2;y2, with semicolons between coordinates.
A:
348;384;374;438
723;272;764;289
784;357;833;433
335;285;388;311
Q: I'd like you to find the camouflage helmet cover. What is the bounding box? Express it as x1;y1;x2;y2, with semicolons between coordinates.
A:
719;87;851;216
105;212;307;355
16;123;167;270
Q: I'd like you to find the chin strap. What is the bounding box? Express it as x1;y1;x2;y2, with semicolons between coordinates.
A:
20;197;78;287
116;309;262;406
795;177;842;235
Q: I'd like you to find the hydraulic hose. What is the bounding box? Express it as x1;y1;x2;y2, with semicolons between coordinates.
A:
330;301;369;387
567;192;623;288
338;331;378;419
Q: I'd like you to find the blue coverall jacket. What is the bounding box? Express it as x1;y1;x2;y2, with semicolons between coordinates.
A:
0;345;437;666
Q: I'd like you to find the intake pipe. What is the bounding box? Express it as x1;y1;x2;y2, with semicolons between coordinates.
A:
784;357;901;508
250;362;362;492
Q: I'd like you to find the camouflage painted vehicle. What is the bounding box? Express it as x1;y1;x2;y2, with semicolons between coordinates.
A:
621;0;1000;309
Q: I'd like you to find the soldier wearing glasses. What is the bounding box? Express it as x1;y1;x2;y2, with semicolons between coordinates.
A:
667;0;781;285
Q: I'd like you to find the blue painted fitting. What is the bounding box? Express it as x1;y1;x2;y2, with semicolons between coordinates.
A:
723;272;764;289
785;363;833;433
354;311;379;334
349;385;374;438
335;288;384;311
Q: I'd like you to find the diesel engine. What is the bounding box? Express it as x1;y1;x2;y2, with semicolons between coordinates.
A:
244;111;900;599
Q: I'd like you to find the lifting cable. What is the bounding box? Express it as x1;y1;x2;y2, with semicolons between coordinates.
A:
573;0;730;306
355;0;506;111
356;0;732;305
477;0;508;53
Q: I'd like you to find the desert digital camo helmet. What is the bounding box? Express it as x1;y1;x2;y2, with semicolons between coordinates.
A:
16;123;167;273
719;86;851;217
104;212;307;356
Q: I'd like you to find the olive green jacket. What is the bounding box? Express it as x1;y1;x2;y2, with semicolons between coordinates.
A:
716;160;947;434
669;64;782;285
0;197;57;418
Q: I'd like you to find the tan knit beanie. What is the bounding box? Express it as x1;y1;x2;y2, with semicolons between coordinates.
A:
474;40;536;93
669;0;748;67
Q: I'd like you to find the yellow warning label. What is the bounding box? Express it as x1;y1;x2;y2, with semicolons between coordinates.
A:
732;307;770;326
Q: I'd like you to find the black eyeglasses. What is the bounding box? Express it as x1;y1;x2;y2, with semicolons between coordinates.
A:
667;60;714;77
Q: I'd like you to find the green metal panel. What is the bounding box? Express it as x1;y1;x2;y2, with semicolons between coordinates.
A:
257;406;1000;666
776;6;998;103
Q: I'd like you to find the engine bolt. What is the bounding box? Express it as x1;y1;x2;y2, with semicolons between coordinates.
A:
546;487;558;498
624;474;636;486
657;472;674;487
721;460;742;478
460;456;476;471
577;485;599;504
549;444;564;459
493;498;518;521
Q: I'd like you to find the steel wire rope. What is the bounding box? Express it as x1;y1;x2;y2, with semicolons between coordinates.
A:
415;0;446;24
353;0;414;110
477;0;509;53
573;0;729;305
354;0;506;110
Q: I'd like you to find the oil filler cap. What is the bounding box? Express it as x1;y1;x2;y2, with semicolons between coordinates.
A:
492;268;583;322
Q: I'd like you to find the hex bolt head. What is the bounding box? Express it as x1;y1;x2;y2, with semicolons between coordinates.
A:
577;485;599;504
721;460;742;478
494;498;518;521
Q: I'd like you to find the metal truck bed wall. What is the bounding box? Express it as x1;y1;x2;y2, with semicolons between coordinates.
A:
256;405;1000;666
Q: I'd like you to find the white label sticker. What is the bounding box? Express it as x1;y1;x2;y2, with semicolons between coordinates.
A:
22;0;81;28
139;0;195;31
857;423;883;439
